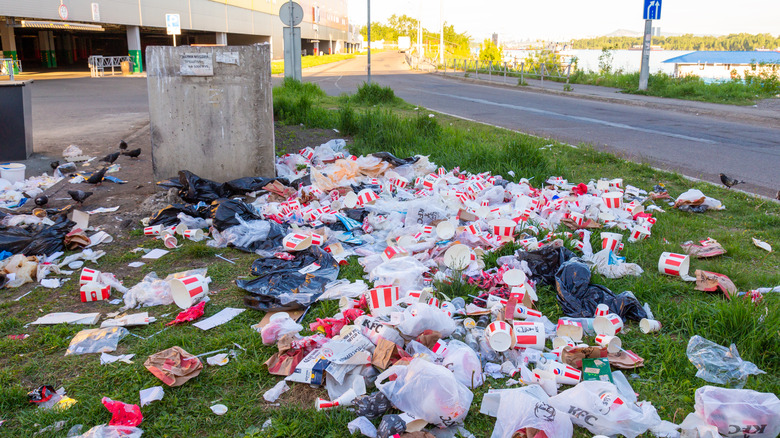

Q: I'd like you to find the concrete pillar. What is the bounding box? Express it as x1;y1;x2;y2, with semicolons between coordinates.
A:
63;33;74;64
216;32;227;45
47;31;57;67
127;25;143;73
38;31;49;67
1;20;18;73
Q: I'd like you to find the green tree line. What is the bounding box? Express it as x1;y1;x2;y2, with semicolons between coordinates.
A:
360;14;471;58
571;33;780;51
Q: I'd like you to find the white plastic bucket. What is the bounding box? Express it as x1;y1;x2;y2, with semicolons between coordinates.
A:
0;163;26;183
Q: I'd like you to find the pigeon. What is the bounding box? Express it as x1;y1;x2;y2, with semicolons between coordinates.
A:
86;167;108;185
719;173;744;189
122;148;141;158
50;161;60;170
776;190;780;201
34;195;48;206
68;190;93;204
100;151;121;164
119;140;128;150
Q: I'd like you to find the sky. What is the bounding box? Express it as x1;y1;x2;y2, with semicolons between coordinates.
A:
348;0;780;42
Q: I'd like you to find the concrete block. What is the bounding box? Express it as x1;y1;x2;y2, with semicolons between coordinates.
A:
146;44;275;182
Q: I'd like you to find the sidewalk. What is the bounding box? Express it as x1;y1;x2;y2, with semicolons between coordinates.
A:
433;68;780;126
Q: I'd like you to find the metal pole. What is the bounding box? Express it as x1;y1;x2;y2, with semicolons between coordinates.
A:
638;19;652;90
417;1;422;59
288;0;296;80
439;0;444;66
173;34;177;47
367;0;371;83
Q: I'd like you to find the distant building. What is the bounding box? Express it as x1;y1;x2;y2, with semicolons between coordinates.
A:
491;33;498;47
663;51;780;80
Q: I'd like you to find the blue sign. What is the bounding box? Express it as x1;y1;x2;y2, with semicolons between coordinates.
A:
165;13;181;35
643;0;662;20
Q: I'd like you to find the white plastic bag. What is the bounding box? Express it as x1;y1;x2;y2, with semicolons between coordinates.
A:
694;385;780;437
259;312;303;344
686;335;764;388
396;303;456;338
490;388;573;438
442;340;483;389
375;358;473;427
549;381;661;438
65;327;128;356
73;425;143;438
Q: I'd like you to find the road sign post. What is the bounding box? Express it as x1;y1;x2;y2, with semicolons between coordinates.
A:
638;0;661;91
166;14;181;47
367;0;371;84
279;1;303;81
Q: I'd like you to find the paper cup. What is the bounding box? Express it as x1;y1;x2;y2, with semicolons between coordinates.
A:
595;334;622;353
556;319;583;341
489;219;516;238
356;189;379;206
382;245;409;261
549;361;582;385
658;252;690;277
343;192;358;209
436;221;456;240
513;305;543;319
163;234;178;249
602;192;623;209
169;274;209;309
144;225;163;236
443;244;475;270
80;281;111;302
485;321;514;352
552;336;576;349
609;178;623;190
639;318;662;334
569;211;585;227
532;369;558;396
512;321;545;351
369;285;400;315
601;232;623;252
594;313;624;336
174;223;189;236
283;233;313;251
502;269;527;287
624;200;644;215
628;225;651;243
183;229;206;241
79;267;101;286
594;303;610;317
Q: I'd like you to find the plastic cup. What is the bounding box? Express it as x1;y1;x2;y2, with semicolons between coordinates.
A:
169;274;209;309
639;318;662;334
502;269;527;287
548;361;582;385
163;234;178;249
183;229;205;241
485;321;514;352
594;313;624;336
601;232;623;252
658;252;690;278
595;334;622;353
513;305;543;320
512;321;545;351
594;303;610;317
79;267;101;286
532;369;558;396
601;191;623;209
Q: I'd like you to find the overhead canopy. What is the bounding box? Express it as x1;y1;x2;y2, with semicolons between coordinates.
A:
17;20;105;32
663;51;780;65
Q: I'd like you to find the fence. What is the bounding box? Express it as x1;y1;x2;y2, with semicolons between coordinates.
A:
88;55;132;77
443;58;573;84
0;58;22;80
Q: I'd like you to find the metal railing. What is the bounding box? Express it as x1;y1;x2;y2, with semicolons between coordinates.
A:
440;58;573;84
88;55;132;77
0;58;22;80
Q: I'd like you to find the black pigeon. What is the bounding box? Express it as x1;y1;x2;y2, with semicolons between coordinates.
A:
34;195;48;206
119;140;128;150
122;148;141;158
50;161;60;170
100;151;120;164
719;173;744;189
68;190;93;204
86;167;108;185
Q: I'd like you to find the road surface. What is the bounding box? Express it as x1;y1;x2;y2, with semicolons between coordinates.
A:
301;52;780;198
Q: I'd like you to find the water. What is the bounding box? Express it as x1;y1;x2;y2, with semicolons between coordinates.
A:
504;49;694;76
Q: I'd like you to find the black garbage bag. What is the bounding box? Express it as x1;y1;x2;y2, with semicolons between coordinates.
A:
209;199;263;231
515;246;576;286
371;152;419;167
554;260;647;321
177;170;230;203
377;414;407;438
149;203;209;227
238;246;339;312
354;392;392;420
223;176;284;196
0;215;75;256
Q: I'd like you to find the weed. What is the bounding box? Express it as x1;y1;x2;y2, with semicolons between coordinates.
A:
563;84;573;92
350;82;398;105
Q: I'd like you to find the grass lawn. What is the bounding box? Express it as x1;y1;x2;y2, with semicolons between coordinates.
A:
271;53;360;75
1;80;778;438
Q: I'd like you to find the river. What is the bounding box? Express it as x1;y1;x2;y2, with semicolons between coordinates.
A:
504;49;693;76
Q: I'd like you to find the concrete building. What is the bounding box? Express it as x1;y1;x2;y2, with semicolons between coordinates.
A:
0;0;357;73
663;51;780;81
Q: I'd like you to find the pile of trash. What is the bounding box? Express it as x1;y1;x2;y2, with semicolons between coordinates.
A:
2;138;779;437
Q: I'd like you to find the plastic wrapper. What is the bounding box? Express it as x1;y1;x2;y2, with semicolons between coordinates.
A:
686;335;764;388
348;416;378;438
369;257;430;294
208;199;263;231
583;248;644;279
139;386;164;407
260;313;304;344
210;216;286;253
122;268;207;310
674;189;724;210
149;203;208;227
515;246;575;285
693;386;780;438
490;388;572;438
1;254;37;287
554;260;648;321
176;213;210;230
65;327;128;356
441;340;483;389
377;414;406;438
72;425;143;438
371;152;419;167
263;380;290;402
0;215;74;256
549;381;662;438
239;246;339;312
375;357;473;427
397;303;456;338
102;397;143;427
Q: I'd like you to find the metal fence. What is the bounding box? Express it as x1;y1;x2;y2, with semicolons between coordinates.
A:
443;58;573;84
88;55;132;77
0;58;22;80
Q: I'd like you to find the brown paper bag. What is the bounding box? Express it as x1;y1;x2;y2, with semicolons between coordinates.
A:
144;346;203;387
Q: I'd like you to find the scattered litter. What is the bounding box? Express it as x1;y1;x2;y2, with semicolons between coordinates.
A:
144;346;203;386
210;404;228;415
102;397;143;427
128;262;145;268
31;312;100;325
141;249;169;259
139;386;164;407
686;335;765;388
65;327;128;356
751;237;772;252
263;380;290;402
86;206;120;214
193;307;245;330
206;353;230;366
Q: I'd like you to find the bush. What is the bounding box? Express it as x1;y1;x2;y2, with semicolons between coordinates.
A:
351;82;398;105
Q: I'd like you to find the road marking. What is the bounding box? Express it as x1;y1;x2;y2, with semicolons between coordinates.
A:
413;89;718;144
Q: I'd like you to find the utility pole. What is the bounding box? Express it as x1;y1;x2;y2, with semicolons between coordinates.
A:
418;1;422;58
367;0;371;83
638;19;652;90
439;0;444;65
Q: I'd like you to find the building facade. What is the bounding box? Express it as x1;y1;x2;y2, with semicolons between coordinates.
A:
0;0;356;73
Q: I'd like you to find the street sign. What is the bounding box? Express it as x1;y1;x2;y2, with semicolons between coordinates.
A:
58;4;69;20
91;3;101;22
643;0;662;20
166;13;181;35
279;2;304;27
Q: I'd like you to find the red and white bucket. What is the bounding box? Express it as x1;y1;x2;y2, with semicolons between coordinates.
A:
624;200;644;216
601;232;623;252
602;192;623;209
489;219;516;238
485;320;514;352
628;225;651;243
549;361;582;385
569;211;585;227
80;282;111;302
283;233;313;251
169;274;209;309
593;313;624;336
427;297;440;308
356;189;379;206
556;319;583;341
512;321;545;351
595;334;622;353
382;245;409;261
658;252;691;278
79;267;101;286
570;240;585;251
309;233;325;246
144;225;164;236
368;285;400;315
594;303;610;318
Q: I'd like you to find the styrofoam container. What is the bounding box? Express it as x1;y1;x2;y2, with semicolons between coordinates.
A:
0;163;26;184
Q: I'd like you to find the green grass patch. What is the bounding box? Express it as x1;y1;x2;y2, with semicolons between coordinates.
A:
271;53;358;75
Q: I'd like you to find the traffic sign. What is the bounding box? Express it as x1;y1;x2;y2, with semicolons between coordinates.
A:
58;4;69;20
166;13;181;35
643;0;662;20
279;1;304;27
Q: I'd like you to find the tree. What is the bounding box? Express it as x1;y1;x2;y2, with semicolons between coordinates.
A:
479;39;502;63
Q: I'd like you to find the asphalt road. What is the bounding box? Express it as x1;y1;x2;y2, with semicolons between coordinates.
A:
301;52;780;198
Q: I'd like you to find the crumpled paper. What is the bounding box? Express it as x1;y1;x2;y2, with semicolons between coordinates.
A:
143;346;203;387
